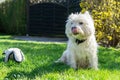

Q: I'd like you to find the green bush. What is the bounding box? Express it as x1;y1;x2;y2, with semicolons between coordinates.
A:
0;0;26;35
80;0;120;47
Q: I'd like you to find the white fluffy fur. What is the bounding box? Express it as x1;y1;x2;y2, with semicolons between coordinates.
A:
3;48;25;62
55;11;98;70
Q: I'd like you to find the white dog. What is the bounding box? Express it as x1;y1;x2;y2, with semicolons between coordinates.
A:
55;11;98;70
3;48;25;63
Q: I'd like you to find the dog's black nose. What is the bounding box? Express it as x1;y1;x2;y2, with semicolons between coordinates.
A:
72;27;77;30
71;27;79;35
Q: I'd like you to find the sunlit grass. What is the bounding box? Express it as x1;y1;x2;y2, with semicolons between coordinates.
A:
0;35;120;80
0;35;13;39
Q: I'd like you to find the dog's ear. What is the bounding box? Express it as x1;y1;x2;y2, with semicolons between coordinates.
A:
65;13;73;23
84;11;92;18
84;11;94;23
68;13;74;20
84;11;90;15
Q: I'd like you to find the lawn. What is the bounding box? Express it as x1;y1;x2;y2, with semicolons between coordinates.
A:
0;35;120;80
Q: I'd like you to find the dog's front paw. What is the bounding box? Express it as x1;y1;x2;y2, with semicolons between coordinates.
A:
91;66;99;70
54;59;63;63
94;67;99;70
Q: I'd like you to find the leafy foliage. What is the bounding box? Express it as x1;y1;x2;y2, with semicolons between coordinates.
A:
80;0;120;47
0;0;26;35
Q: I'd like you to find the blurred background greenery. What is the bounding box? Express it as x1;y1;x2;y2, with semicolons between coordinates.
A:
0;0;120;47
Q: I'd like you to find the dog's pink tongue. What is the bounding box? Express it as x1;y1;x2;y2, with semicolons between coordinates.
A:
72;28;79;35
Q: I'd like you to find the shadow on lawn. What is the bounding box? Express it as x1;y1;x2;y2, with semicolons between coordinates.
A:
0;57;4;62
5;63;70;79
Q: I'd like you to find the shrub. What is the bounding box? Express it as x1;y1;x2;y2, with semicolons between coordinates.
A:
80;0;120;47
0;0;26;35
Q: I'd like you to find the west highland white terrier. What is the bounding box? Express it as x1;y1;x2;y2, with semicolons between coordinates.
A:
55;11;98;70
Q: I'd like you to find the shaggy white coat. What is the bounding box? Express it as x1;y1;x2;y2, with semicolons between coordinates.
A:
3;48;25;62
55;11;98;70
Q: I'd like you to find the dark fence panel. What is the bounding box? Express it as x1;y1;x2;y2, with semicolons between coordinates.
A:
28;0;81;37
69;0;81;13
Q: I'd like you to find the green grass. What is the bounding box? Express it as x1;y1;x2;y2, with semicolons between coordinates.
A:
0;35;120;80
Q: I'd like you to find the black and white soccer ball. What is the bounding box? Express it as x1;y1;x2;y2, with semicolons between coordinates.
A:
3;48;25;63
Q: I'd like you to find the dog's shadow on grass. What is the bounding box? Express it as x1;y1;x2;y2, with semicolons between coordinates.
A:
0;57;4;62
4;62;70;79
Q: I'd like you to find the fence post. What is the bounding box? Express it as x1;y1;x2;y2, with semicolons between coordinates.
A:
26;0;29;36
67;0;69;15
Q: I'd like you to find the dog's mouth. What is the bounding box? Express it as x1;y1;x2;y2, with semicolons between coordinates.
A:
71;27;80;35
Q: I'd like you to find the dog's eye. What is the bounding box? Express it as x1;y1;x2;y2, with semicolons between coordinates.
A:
71;22;73;25
79;22;83;25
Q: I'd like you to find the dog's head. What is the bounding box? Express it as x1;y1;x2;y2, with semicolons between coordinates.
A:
65;11;95;40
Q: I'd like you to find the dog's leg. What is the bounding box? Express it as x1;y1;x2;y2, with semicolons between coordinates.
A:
88;54;98;70
68;53;77;69
55;50;67;63
69;60;77;70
